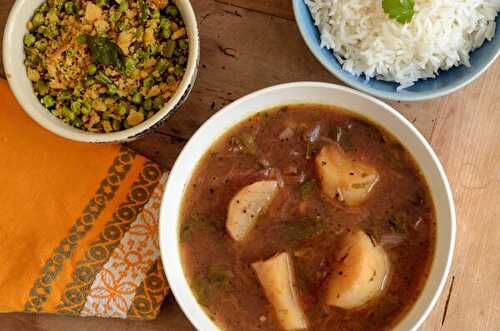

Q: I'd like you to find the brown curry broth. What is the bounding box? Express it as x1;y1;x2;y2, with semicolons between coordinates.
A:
180;104;435;331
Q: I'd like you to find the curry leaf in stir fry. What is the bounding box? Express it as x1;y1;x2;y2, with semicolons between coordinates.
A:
85;35;126;71
138;0;149;25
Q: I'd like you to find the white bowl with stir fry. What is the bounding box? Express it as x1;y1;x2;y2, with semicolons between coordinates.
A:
3;0;199;143
160;83;456;331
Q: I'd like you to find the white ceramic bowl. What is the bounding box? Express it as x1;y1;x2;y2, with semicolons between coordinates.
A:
3;0;199;143
160;82;456;331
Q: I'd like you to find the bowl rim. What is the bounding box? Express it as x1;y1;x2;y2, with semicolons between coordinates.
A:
291;0;500;102
159;82;456;331
2;0;200;143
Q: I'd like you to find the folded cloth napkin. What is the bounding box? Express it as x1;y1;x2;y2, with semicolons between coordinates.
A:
0;80;169;319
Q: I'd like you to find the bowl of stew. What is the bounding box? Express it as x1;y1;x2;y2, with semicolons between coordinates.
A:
160;82;456;331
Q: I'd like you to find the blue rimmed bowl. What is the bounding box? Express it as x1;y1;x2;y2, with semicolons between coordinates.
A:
293;0;500;101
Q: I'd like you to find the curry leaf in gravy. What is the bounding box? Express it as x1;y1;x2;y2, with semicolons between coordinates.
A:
181;213;223;244
192;267;234;306
300;179;318;198
388;214;410;236
329;126;354;152
384;141;409;169
280;217;328;244
230;133;257;155
180;224;192;243
305;142;314;160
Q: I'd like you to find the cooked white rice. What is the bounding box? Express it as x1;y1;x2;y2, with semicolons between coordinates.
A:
305;0;500;88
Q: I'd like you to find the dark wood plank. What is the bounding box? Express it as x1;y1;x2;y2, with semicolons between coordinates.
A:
0;295;195;331
214;0;294;20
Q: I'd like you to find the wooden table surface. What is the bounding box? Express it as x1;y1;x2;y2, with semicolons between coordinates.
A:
1;0;499;330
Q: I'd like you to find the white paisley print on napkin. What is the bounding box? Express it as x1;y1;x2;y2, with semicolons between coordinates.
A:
80;173;168;318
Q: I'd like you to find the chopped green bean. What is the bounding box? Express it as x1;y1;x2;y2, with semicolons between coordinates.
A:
62;107;76;120
24;34;36;47
73;83;83;96
166;74;176;83
160;18;171;30
41;95;55;108
153;96;164;110
83;77;95;88
71;101;82;113
73;118;83;127
177;56;187;65
110;11;121;23
144;98;153;111
143;77;154;89
112;119;121;131
96;72;112;85
36;3;49;14
35;81;49;96
162;27;171;39
32;13;45;28
132;92;143;105
108;84;119;95
155;59;168;74
174;65;185;77
117;102;128;115
81;104;91;115
178;39;188;50
47;10;58;24
119;1;129;12
118;20;129;32
59;91;72;102
35;39;48;52
125;57;137;72
164;40;176;58
166;5;179;17
64;2;74;14
76;34;88;44
87;64;97;75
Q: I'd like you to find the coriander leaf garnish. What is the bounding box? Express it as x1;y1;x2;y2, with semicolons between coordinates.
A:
382;0;415;24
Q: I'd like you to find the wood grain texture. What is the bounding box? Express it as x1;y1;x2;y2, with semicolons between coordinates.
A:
0;0;499;330
420;62;500;331
214;0;294;20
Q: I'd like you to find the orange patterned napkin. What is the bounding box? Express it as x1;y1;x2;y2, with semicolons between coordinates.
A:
0;80;169;319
